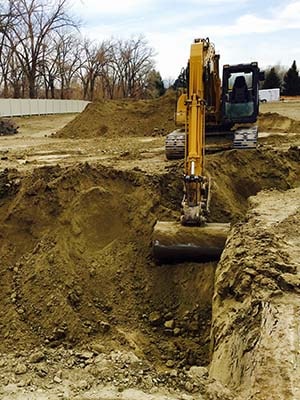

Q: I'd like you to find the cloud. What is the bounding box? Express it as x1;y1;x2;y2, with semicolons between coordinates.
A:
71;0;152;16
71;0;300;79
194;0;300;36
187;0;249;3
281;0;300;25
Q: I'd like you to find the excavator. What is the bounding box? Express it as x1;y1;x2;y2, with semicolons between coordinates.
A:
153;38;263;263
165;38;264;159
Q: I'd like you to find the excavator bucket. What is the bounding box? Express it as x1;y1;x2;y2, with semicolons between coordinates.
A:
153;221;230;264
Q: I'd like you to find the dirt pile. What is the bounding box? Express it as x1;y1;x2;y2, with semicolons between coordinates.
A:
56;91;176;139
207;146;300;222
0;118;18;136
259;112;300;133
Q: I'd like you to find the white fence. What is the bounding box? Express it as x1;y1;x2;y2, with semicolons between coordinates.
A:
0;98;90;117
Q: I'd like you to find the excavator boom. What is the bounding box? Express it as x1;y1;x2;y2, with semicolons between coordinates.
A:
181;39;210;225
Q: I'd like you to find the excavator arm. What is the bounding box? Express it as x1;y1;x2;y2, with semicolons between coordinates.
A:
152;38;230;264
181;39;212;225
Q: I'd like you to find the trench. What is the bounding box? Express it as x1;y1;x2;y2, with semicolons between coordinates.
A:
0;146;299;374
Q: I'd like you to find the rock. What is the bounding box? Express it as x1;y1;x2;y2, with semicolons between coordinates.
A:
206;381;233;399
2;377;9;386
166;360;175;368
164;319;175;329
36;365;48;377
15;363;27;375
164;312;173;320
173;328;181;336
99;321;111;333
91;343;106;354
118;351;140;365
53;376;62;384
0;359;6;367
51;326;67;341
149;311;162;326
10;292;17;303
29;351;45;363
56;370;63;379
187;366;208;382
180;395;195;400
142;375;153;389
77;379;89;390
185;381;194;392
77;351;94;360
169;369;178;377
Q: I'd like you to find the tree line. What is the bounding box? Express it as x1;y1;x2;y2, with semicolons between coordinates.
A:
262;60;300;95
0;0;165;100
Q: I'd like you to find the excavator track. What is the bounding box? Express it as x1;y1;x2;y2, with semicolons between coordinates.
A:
233;126;258;149
165;129;185;159
165;129;236;159
165;126;258;158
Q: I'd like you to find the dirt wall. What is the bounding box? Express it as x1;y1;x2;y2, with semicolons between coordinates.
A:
210;187;300;399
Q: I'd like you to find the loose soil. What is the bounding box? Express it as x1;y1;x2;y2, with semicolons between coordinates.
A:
258;112;300;133
56;92;177;139
0;96;300;399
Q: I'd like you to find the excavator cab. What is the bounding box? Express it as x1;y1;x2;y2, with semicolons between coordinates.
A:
221;62;264;125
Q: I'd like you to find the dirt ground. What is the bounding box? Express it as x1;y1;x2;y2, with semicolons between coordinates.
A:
260;99;300;120
0;96;300;399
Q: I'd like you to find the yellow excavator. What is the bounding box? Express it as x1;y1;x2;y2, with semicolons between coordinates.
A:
153;38;263;263
165;38;264;159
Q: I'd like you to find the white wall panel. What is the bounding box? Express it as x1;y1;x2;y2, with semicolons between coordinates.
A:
0;99;89;117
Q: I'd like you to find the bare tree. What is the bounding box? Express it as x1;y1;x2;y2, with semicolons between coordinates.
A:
0;39;12;96
8;51;26;97
55;32;82;99
2;0;78;98
78;38;111;101
38;35;58;98
101;52;119;99
113;37;155;98
0;3;159;101
0;6;17;96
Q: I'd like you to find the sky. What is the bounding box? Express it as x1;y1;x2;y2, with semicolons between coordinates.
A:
70;0;300;81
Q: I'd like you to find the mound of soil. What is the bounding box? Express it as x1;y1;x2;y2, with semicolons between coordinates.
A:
0;118;18;136
259;112;300;133
57;92;176;139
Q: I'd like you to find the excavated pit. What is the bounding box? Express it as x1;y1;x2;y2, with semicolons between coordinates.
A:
0;145;299;381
